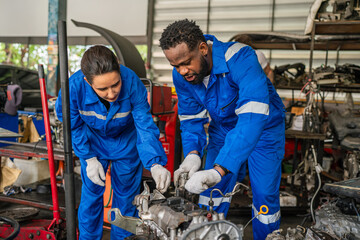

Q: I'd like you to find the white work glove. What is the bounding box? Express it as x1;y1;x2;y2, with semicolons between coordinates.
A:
185;169;222;194
150;164;171;194
174;154;201;187
86;157;106;187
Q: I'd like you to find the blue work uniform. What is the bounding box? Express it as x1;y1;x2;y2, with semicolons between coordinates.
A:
173;35;285;240
55;65;167;240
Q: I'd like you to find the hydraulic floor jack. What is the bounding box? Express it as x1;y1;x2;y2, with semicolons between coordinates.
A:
0;65;68;240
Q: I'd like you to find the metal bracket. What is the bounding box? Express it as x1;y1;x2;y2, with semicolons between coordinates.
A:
107;208;143;234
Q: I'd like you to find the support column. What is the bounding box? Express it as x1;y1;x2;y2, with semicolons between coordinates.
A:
47;0;66;96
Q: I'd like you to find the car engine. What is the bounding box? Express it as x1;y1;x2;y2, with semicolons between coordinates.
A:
108;174;244;240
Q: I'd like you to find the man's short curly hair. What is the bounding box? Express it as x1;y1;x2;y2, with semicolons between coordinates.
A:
159;19;206;51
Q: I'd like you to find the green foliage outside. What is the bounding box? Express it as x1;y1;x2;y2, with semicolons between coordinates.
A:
0;43;148;75
136;45;147;64
0;43;47;68
68;45;87;74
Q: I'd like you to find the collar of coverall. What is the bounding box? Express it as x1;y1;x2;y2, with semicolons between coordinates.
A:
204;34;230;75
84;66;128;105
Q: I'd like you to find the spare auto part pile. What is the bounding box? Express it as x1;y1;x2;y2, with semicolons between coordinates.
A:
329;110;360;179
266;201;360;239
266;177;360;239
317;0;360;21
313;64;360;85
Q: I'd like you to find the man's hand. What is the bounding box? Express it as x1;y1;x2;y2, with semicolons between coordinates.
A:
185;169;222;194
151;164;171;193
86;157;106;186
174;153;201;187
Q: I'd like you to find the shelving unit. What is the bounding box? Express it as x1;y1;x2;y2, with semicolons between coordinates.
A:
239;28;360;92
245;28;360;51
235;24;360;208
311;20;360;35
309;20;360;91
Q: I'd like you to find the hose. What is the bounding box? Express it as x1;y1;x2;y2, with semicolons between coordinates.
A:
310;144;322;223
104;185;113;208
244;214;258;230
0;216;20;240
209;182;249;212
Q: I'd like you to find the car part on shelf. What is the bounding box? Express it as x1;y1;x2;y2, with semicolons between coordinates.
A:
317;0;360;21
274;63;307;87
305;0;360;34
335;64;360;84
313;64;360;86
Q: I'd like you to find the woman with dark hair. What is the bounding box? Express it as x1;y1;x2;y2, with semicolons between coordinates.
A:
55;45;170;240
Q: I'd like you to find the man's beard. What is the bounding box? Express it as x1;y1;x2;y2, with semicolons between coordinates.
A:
184;56;209;85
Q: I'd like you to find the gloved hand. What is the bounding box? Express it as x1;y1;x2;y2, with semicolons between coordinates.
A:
86;157;106;187
185;169;222;194
174;153;201;187
151;164;171;193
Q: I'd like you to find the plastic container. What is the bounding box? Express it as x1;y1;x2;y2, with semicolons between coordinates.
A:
13;158;50;186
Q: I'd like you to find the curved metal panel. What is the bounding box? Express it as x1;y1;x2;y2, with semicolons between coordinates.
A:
71;19;146;78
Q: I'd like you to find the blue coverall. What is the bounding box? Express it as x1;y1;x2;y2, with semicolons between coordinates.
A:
55;65;167;240
173;35;285;240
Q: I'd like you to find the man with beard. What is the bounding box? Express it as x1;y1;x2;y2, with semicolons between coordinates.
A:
159;19;285;240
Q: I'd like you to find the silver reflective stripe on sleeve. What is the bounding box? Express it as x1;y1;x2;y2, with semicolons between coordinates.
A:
112;111;131;119
252;204;280;225
178;109;208;122
235;101;269;116
225;42;246;62
198;195;232;207
79;110;106;120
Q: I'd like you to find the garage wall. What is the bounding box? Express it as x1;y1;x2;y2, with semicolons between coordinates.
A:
150;0;360;84
0;0;148;44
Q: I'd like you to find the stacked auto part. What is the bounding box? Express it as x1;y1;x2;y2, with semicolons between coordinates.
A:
314;64;360;86
317;0;360;21
274;63;307;87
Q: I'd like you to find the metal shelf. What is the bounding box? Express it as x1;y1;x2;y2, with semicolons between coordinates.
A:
313;20;360;35
275;84;360;93
232;30;360;51
253;40;360;51
318;84;360;93
309;20;360;79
